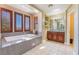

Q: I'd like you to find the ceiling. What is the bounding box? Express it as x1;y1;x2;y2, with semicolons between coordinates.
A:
6;4;70;15
32;4;70;15
7;4;40;15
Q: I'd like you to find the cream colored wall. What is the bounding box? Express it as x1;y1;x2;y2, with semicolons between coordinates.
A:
37;12;43;34
33;12;43;34
42;14;51;42
0;4;35;32
72;5;79;55
41;13;46;42
66;4;79;54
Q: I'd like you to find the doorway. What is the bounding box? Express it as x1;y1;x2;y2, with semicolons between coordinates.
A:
70;13;74;47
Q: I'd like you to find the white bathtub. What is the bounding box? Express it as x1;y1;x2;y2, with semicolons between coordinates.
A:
2;34;40;48
4;34;39;42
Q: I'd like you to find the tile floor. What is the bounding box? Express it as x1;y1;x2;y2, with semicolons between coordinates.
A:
23;41;73;55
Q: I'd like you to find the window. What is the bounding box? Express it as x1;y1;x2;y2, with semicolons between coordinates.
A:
24;15;30;31
1;8;12;32
14;12;23;32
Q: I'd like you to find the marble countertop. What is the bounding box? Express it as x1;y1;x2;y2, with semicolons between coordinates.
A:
48;30;65;32
50;29;65;32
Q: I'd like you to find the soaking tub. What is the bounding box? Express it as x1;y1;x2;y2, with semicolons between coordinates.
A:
0;34;42;55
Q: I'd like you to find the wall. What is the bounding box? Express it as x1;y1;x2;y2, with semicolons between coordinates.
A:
0;4;35;33
67;5;79;54
37;12;43;35
42;14;51;42
41;13;46;42
74;5;79;55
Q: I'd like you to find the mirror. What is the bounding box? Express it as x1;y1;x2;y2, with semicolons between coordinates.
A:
51;18;65;32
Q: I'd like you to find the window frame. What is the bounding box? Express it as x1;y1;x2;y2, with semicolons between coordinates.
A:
34;16;38;29
14;12;23;32
0;8;1;32
1;8;13;33
24;15;30;31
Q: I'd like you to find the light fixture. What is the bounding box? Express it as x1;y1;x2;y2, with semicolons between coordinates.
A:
48;4;53;8
53;8;61;12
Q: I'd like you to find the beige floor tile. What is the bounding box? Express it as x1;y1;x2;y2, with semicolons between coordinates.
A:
23;41;73;55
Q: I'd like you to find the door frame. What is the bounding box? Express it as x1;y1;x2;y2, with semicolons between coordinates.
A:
66;7;74;46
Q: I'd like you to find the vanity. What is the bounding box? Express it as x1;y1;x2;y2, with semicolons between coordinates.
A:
47;14;65;43
47;31;65;43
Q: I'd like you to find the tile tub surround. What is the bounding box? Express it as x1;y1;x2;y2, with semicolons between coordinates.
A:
24;41;73;55
0;35;42;55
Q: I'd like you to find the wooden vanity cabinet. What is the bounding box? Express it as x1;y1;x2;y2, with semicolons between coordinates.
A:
47;31;64;43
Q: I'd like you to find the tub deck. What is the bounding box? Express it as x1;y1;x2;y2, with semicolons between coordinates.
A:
0;33;42;55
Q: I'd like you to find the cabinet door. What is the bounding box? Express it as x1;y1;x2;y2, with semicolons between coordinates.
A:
58;32;64;43
52;32;57;41
47;32;52;40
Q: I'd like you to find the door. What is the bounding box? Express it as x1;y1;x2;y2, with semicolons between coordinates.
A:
70;13;74;47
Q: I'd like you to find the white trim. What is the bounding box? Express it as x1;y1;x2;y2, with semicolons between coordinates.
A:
66;6;74;45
